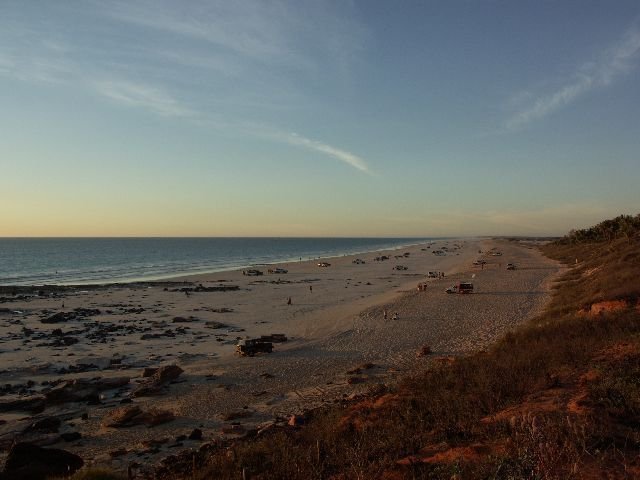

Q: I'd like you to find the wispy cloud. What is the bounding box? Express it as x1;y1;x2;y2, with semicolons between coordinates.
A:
0;2;370;174
247;125;371;173
108;1;287;60
506;26;640;130
94;80;195;117
105;0;355;72
277;132;371;174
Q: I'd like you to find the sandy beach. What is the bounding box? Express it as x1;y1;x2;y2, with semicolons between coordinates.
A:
0;238;561;475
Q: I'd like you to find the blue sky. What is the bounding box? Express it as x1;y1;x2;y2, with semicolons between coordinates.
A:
1;1;639;236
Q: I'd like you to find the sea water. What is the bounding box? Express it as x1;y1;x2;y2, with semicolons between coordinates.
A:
0;237;434;286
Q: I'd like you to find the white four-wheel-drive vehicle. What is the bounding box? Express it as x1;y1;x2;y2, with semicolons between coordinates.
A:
268;267;288;274
242;269;263;276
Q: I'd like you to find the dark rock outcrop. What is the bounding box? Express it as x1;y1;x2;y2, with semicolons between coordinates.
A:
102;405;175;428
23;417;61;434
60;431;82;442
0;396;46;413
41;312;75;324
1;442;83;479
40;307;101;324
133;365;183;397
45;377;129;404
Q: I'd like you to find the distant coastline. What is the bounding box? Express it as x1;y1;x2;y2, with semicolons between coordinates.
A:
0;237;446;286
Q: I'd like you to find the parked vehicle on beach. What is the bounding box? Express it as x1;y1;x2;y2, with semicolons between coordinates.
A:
352;258;365;264
506;263;516;270
446;282;474;294
236;339;273;356
268;268;288;274
393;265;408;271
317;262;331;267
242;269;263;276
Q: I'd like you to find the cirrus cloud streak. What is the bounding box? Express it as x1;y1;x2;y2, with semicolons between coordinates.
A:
507;26;640;130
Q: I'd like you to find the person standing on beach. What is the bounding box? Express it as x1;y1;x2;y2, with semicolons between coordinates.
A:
383;309;387;320
309;285;312;293
287;297;292;305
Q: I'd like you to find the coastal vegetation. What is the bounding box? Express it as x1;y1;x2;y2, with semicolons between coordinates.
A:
561;214;640;245
149;215;640;479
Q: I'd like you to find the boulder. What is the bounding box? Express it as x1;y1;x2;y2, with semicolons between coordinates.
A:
96;376;130;390
2;442;83;479
23;417;61;434
132;365;183;397
142;367;158;378
45;377;130;404
102;405;143;427
60;431;82;442
416;344;432;357
0;396;46;413
172;316;198;323
102;405;174;428
41;312;75;324
136;408;175;427
45;380;98;404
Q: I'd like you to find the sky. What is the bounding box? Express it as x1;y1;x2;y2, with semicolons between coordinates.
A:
1;1;639;237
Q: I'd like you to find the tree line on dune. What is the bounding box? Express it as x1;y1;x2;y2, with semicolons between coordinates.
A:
559;213;640;244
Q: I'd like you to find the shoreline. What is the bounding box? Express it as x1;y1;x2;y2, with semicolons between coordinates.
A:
0;237;561;474
1;237;449;287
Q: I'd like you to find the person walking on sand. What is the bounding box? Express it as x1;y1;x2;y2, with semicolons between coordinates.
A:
309;285;312;293
287;297;292;305
383;309;387;320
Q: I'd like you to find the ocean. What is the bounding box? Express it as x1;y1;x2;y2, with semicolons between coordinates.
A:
0;237;432;286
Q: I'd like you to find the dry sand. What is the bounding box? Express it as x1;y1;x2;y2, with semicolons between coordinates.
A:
0;238;561;474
